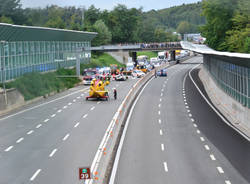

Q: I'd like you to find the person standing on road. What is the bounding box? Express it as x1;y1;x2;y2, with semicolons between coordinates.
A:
113;88;117;100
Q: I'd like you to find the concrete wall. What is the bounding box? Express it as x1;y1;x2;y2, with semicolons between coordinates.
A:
0;88;25;115
199;66;250;137
107;51;130;64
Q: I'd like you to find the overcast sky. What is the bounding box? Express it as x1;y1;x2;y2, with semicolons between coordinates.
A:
21;0;201;11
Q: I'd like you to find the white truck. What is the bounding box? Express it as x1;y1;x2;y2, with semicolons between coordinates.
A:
157;51;169;62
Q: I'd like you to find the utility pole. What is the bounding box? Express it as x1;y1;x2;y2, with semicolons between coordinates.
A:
1;41;8;105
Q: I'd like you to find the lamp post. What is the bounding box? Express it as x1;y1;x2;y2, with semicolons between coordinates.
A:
1;40;8;105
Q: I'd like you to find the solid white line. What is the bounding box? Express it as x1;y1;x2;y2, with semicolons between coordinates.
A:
193;124;198;128
5;146;13;152
83;114;88;118
27;130;34;135
160;129;163;135
63;106;67;109
161;144;165;151
0;88;88;121
225;180;232;184
163;162;168;172
90;106;95;111
217;167;224;174
63;134;70;141
36;124;42;129
49;149;57;157
205;145;210;150
51;114;56;118
44;119;50;122
16;137;24;143
74;122;80;128
200;137;205;142
57;109;62;113
109;77;153;184
159;119;162;124
188;64;250;141
210;154;216;161
30;169;41;181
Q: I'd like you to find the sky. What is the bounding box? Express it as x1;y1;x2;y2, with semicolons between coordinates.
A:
21;0;201;11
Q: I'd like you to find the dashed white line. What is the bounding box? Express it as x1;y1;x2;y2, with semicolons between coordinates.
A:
185;102;188;105
97;101;101;104
51;114;56;118
188;113;192;117
49;149;57;157
191;118;195;122
73;99;76;102
160;93;163;97
5;146;13;152
77;96;80;99
57;109;62;113
160;129;163;135
217;167;224;174
187;109;191;113
83;114;88;118
63;106;68;109
68;102;72;106
158;104;161;108
200;137;205;142
74;122;80;128
184;99;187;102
36;124;42;129
16;137;24;143
63;134;70;141
159;119;162;124
159;98;162;102
186;106;189;109
161;144;165;151
44;119;50;122
90;106;95;111
197;130;201;134
193;123;198;128
81;94;84;96
30;169;41;181
163;162;168;172
158;111;161;115
27;130;34;135
205;145;210;150
210;154;216;161
225;180;232;184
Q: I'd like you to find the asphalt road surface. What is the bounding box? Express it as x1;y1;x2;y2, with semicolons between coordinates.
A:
0;76;139;184
113;57;250;184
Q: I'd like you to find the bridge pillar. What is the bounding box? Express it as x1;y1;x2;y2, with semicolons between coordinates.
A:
131;52;137;67
170;50;176;61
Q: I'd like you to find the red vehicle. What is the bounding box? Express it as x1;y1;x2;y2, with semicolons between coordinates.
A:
82;69;97;85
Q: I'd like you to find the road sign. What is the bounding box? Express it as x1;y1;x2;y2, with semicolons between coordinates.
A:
79;167;91;180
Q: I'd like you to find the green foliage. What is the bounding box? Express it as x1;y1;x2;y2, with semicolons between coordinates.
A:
137;51;158;59
92;20;112;46
0;16;14;24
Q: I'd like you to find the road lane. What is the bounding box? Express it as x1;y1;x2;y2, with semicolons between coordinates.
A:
113;57;249;184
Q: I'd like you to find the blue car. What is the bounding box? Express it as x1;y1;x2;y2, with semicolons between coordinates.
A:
157;69;167;77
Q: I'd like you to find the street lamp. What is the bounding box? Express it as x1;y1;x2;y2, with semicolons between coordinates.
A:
1;40;8;105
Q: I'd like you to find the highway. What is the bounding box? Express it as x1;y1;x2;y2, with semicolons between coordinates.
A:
111;57;250;184
0;76;139;184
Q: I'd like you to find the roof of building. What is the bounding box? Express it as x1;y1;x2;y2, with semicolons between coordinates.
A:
0;23;97;42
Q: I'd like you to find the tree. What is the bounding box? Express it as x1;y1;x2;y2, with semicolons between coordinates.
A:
44;6;66;29
154;28;167;42
0;16;14;24
0;0;21;16
177;21;192;39
92;20;112;46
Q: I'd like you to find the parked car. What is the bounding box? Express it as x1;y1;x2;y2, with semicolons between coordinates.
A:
115;74;127;81
132;70;146;78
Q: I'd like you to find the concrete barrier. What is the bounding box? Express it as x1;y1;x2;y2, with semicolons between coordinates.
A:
199;66;250;138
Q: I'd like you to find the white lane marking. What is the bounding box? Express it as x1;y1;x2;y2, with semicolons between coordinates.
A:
0;87;88;121
49;149;57;157
161;89;164;92
191;118;195;122
183;96;186;99
160;98;162;102
160;129;163;135
36;124;42;129
74;122;80;128
63;106;68;109
158;111;161;115
16;137;24;143
186;106;189;109
51;114;56;118
193;124;198;128
163;162;168;172
63;134;70;141
81;94;84;96
159;119;162;124
30;169;41;181
68;102;72;106
161;144;165;151
225;180;232;184
5;146;13;152
187;109;190;113
27;130;34;135
217;167;224;174
57;109;62;113
44;119;50;122
184;99;187;102
158;104;161;108
97;101;101;104
73;99;76;102
200;137;205;142
83;114;88;119
197;130;201;134
90;106;95;111
160;93;163;97
210;154;216;161
189;64;250;141
188;113;192;117
185;102;188;105
77;96;80;99
205;145;210;150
